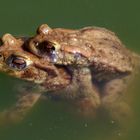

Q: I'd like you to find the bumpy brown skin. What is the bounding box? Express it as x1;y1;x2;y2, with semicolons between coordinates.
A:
0;34;71;123
0;24;139;124
0;34;70;89
28;24;140;80
28;24;140;121
0;32;100;123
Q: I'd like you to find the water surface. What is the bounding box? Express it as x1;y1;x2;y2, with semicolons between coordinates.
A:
0;0;140;140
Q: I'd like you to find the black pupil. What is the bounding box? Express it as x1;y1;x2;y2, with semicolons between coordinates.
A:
35;41;55;54
7;56;26;70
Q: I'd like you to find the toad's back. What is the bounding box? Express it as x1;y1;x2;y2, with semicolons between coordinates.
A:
28;25;139;82
54;27;134;74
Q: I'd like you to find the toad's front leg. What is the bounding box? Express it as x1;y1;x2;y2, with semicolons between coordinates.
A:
69;67;101;116
0;85;43;125
101;76;133;123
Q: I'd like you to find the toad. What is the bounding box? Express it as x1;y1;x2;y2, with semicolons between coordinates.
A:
28;24;140;121
0;24;139;123
0;34;71;123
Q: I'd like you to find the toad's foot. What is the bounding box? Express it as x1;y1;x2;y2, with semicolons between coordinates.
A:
101;78;133;123
0;92;42;125
70;68;101;117
76;97;99;117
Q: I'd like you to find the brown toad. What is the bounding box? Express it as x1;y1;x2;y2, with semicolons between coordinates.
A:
0;24;139;123
28;24;140;120
0;34;71;123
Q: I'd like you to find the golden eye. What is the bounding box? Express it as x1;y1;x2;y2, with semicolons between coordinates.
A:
29;39;60;57
6;55;27;70
34;41;55;55
35;41;56;53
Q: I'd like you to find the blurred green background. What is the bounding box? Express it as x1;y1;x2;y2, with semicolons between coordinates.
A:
0;0;140;140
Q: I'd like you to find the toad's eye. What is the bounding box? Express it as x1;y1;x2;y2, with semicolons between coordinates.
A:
6;55;27;70
29;40;60;57
35;41;55;54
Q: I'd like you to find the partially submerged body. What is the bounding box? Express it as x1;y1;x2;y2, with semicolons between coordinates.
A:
0;24;139;123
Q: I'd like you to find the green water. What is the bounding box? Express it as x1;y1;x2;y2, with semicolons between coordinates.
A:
0;0;140;139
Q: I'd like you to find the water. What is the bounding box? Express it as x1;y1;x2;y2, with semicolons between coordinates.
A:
0;0;140;139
